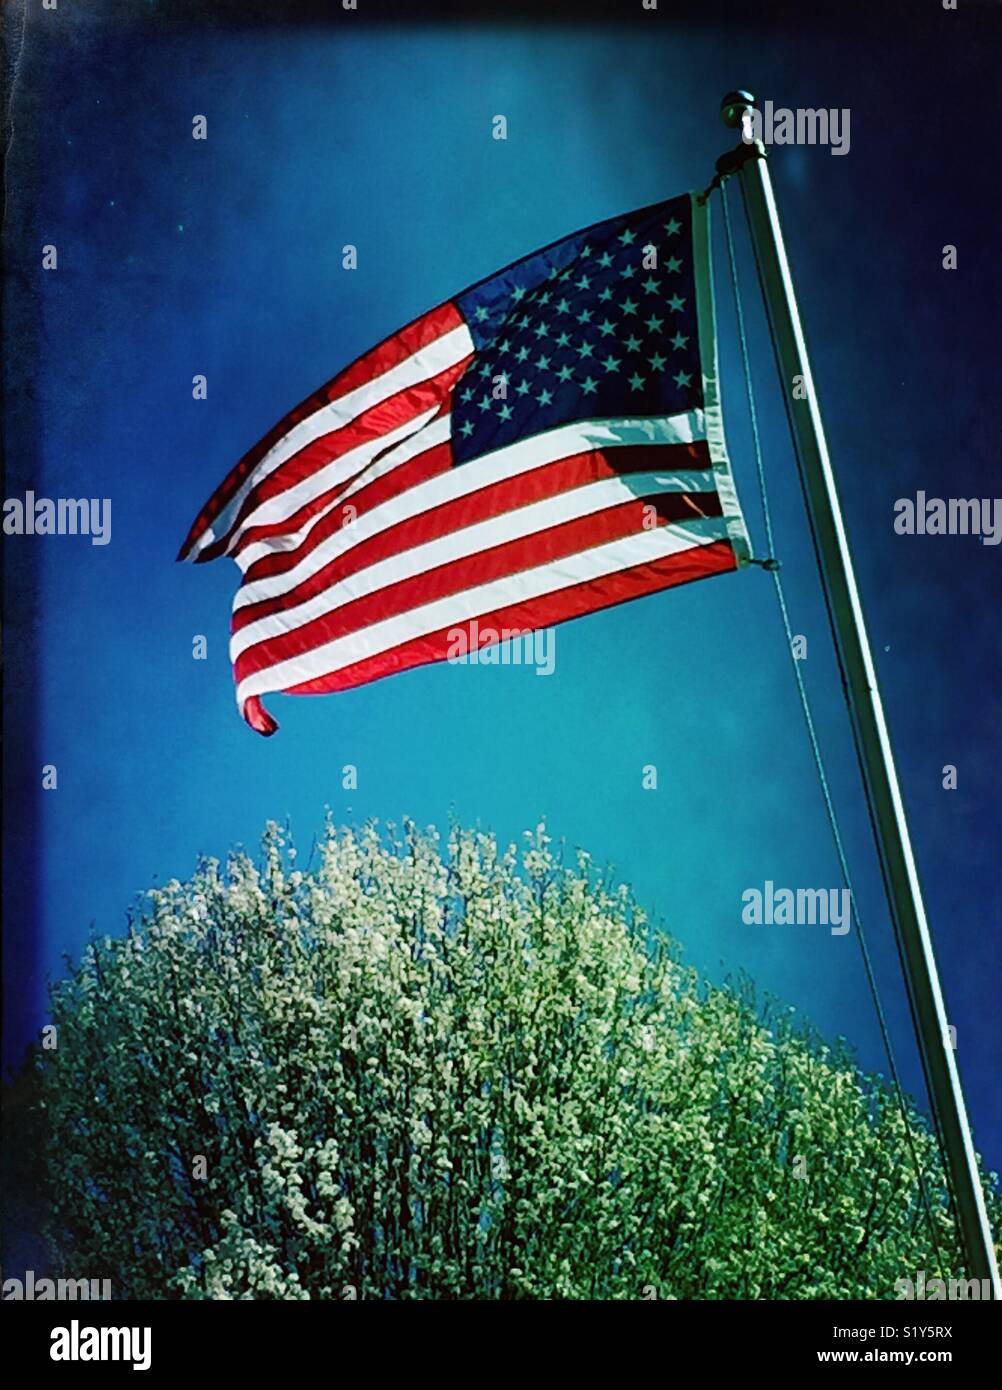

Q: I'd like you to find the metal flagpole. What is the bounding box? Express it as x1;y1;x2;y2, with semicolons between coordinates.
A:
713;90;999;1296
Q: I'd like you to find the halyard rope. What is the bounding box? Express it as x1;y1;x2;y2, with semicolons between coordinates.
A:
718;180;946;1268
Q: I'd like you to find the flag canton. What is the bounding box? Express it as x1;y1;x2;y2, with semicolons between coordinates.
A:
452;195;700;465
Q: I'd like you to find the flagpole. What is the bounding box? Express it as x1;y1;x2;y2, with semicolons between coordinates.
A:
714;90;999;1296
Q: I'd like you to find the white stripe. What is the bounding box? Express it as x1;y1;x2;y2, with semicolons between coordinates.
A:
230;407;444;574
231;470;722;660
186;322;474;559
236;520;727;705
339;407;453;506
234;411;708;605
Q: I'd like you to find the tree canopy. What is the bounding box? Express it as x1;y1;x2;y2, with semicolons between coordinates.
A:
26;819;994;1299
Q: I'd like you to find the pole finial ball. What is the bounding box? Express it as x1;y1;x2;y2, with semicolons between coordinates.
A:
721;91;756;129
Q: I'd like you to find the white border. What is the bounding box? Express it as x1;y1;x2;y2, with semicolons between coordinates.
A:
690;191;752;565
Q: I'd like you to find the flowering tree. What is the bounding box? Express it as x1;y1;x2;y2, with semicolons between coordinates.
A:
28;820;993;1299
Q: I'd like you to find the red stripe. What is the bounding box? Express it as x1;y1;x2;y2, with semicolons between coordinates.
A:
216;359;469;564
234;440;712;630
200;359;467;566
278;540;738;695
234;492;725;681
238;441;455;591
177;301;464;561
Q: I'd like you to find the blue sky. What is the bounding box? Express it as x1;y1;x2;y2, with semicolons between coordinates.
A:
4;4;1000;1180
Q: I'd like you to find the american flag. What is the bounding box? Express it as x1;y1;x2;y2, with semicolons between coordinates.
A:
178;192;750;734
